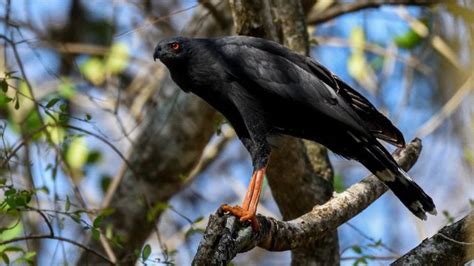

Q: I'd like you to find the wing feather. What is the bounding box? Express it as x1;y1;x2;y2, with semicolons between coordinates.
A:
216;36;405;147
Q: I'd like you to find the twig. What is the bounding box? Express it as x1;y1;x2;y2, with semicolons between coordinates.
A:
0;235;114;265
416;74;473;138
307;0;442;25
341;255;398;260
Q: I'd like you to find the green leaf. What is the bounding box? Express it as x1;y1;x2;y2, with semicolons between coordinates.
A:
91;228;100;241
86;150;102;164
146;202;169;222
93;215;104;228
46;98;60;108
352;245;363;254
23;251;36;263
333;174;345;193
0;252;9;265
0;79;8;93
0;221;23;241
354;257;368;266
142;244;151;261
65;196;71;212
5;188;16;197
66;136;89;170
71;213;81;224
100;175;112;193
193;216;204;224
80;57;105;85
394;28;423;49
14;97;19;110
106;43;129;74
58;79;76;99
59;104;67;113
3;246;23;253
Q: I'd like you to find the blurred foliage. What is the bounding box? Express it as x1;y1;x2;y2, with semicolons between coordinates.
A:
347;27;376;93
80;43;129;85
394;27;424;49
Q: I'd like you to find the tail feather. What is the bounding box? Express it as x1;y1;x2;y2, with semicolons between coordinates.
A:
360;142;437;220
376;168;437;220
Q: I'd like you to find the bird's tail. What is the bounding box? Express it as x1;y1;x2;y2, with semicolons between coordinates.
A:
360;143;437;220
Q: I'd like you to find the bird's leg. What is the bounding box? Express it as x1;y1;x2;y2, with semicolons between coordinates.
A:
242;171;257;210
240;167;265;221
221;167;266;231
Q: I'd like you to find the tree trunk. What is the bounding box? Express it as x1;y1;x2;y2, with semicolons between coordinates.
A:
229;0;339;264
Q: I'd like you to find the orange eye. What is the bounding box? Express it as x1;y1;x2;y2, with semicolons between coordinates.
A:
170;42;180;51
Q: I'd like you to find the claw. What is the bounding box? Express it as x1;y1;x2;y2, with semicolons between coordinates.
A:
221;204;260;231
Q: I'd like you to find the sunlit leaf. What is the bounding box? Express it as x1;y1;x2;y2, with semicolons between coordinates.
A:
80;57;105;85
106;43;129;74
0;221;23;241
23;251;36;263
66;136;89;170
394;28;423;49
347;27;377;93
45;115;65;144
58;78;76;99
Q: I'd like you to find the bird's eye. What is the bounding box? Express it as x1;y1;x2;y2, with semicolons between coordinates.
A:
170;42;181;51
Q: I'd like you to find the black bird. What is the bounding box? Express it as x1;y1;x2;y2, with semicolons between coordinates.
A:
153;36;436;229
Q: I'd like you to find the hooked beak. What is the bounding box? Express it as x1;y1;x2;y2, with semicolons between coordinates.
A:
153;46;161;62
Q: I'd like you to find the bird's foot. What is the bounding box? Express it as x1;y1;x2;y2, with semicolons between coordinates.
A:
220;204;259;231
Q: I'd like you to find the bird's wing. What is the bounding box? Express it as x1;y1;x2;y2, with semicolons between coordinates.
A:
303;58;405;147
217;37;405;147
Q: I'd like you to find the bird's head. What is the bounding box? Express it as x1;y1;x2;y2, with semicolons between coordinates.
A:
153;36;190;65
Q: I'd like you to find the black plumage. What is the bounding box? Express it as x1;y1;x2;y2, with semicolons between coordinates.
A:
153;35;436;226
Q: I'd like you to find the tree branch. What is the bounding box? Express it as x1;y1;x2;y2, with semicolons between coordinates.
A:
392;211;474;265
307;0;442;25
193;138;423;265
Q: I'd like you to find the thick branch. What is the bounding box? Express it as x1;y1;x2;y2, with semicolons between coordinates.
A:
307;0;441;25
393;211;474;265
193;139;423;265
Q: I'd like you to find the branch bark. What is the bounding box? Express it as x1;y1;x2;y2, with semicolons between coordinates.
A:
193;139;423;265
307;0;441;25
392;211;474;265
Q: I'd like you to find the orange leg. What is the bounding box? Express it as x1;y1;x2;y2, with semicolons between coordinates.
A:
222;167;266;231
242;171;257;210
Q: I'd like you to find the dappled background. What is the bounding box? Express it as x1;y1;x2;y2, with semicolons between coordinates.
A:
0;0;472;265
